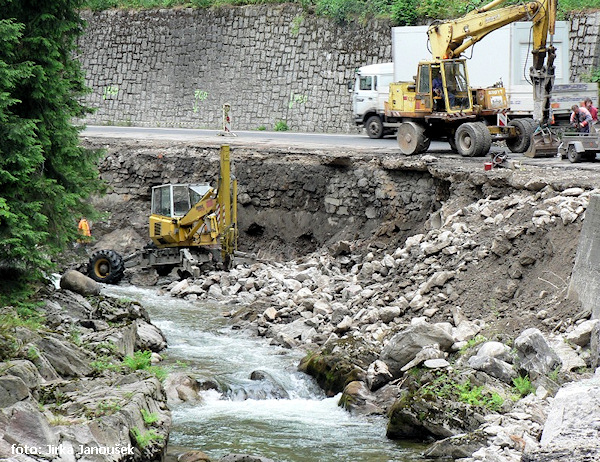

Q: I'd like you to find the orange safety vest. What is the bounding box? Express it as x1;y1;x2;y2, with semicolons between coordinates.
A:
78;218;91;237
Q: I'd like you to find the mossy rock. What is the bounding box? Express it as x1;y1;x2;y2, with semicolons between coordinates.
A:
298;350;363;396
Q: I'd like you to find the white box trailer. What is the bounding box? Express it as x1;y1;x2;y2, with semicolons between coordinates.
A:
352;21;598;137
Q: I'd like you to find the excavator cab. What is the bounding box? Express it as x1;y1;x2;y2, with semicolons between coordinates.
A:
151;184;212;218
416;59;472;114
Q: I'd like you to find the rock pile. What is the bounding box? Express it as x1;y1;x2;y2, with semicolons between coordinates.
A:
157;185;600;461
0;275;170;462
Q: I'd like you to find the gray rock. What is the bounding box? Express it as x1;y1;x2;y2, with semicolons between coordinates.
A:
1;401;59;451
1;361;43;389
135;319;167;352
164;372;203;406
476;341;513;363
523;373;600;462
514;328;562;380
366;360;393;391
60;269;101;296
0;376;29;407
566;319;599;347
468;355;517;384
35;335;92;378
423;430;488;459
380;322;455;377
338;380;382;415
219;455;275;462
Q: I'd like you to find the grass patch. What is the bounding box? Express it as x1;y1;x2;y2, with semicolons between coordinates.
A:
141;409;159;425
512;375;535;397
131;427;163;448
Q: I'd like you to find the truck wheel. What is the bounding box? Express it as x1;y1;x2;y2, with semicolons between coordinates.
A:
88;250;125;284
365;116;384;139
455;123;482;157
567;144;582;163
472;122;492;157
397;122;430;155
506;119;534;153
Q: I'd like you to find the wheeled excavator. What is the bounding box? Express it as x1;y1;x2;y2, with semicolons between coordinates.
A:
87;145;238;284
388;0;559;157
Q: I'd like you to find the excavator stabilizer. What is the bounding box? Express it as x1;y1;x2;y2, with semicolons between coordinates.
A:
524;126;561;157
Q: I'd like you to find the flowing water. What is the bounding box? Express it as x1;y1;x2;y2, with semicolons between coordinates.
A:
103;284;427;462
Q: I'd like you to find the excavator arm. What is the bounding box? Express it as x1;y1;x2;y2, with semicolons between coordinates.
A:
427;0;557;125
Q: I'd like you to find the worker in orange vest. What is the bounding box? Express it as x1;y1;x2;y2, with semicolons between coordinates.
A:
77;217;91;244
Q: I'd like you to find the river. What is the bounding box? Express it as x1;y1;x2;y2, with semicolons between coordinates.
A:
102;284;427;462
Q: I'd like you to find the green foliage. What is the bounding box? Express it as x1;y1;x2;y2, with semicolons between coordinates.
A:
131;427;163;448
391;0;419;25
0;1;105;300
274;120;289;131
123;350;167;380
141;409;159;425
512;375;535;397
421;372;504;412
257;125;267;131
459;334;487;354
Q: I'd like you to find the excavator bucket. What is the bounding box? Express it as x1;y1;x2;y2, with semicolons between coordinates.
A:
524;126;561;157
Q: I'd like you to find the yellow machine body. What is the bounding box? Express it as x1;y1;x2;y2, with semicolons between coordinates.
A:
149;145;238;262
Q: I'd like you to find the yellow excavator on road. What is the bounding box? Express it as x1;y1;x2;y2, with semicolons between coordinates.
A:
88;145;238;284
388;0;559;157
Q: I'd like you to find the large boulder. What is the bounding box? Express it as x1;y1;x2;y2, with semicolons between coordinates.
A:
60;269;100;296
0;376;30;408
135;319;167;352
514;328;561;380
522;372;600;462
380;322;455;377
34;335;92;378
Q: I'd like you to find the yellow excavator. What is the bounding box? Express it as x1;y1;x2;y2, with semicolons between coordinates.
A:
388;0;559;157
88;145;238;284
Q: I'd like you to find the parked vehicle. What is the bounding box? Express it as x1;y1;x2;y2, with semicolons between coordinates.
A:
559;127;600;163
351;21;598;145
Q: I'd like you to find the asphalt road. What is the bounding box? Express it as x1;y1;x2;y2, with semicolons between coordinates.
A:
83;125;600;171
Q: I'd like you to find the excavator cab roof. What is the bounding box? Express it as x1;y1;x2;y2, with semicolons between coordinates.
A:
151;183;212;218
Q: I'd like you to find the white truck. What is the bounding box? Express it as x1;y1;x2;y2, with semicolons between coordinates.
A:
352;22;598;138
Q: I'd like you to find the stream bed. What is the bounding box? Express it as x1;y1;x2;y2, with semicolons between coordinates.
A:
103;284;428;462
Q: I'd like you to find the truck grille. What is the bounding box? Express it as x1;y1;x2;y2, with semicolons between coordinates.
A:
153;222;161;236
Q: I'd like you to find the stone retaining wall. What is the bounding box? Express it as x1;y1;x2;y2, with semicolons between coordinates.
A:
77;8;600;132
84;140;439;257
78;6;391;133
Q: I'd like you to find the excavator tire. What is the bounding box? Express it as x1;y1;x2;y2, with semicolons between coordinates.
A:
472;122;492;157
455;123;483;157
397;122;430;155
88;249;125;284
506;118;534;153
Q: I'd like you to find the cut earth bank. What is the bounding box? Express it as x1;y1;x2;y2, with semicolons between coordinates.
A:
82;136;600;462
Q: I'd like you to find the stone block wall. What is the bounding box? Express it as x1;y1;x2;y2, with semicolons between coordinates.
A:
569;12;600;83
77;8;600;133
78;6;391;133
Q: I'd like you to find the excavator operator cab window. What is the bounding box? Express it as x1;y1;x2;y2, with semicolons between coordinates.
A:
151;184;213;218
443;60;471;111
151;185;172;217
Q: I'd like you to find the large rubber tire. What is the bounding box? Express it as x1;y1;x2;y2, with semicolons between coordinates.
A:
455;123;483;157
567;144;582;163
88;250;125;284
506;118;534;153
472;122;492;157
397;122;430;155
365;115;384;139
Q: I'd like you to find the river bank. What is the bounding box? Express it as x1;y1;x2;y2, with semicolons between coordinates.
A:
136;182;600;461
0;272;170;462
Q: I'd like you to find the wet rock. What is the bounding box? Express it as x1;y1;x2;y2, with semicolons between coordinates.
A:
380;322;455;377
164;372;203;406
219;455;275;462
514;328;562;380
179;450;212;462
60;269;101;296
366;360;393;391
135;319;167;352
339;380;382;415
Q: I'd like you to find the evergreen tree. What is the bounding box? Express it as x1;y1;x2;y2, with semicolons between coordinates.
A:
0;0;103;299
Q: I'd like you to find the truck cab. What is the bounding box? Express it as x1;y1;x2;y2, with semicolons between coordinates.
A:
351;62;394;138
